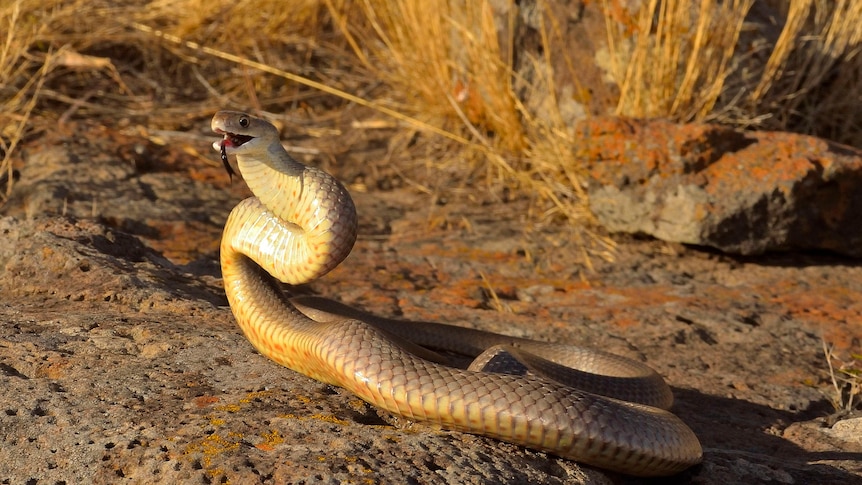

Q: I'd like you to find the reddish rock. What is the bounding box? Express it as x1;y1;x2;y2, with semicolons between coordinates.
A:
579;117;862;256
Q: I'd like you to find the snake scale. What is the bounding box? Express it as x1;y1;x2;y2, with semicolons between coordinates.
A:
212;110;702;476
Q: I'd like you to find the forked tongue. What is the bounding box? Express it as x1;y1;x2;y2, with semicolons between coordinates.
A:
219;136;236;180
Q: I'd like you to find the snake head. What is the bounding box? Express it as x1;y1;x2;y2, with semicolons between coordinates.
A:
212;111;280;179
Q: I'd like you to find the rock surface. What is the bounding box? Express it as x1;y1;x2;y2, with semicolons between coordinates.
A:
580;117;862;256
0;120;860;484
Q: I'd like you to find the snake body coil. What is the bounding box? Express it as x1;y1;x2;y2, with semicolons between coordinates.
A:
213;111;702;476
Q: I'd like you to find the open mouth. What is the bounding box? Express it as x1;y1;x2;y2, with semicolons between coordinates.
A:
215;128;254;149
214;129;253;179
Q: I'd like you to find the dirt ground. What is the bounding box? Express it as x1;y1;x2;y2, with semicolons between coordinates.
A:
0;116;860;484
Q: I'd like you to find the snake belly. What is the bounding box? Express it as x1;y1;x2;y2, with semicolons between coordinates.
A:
213;110;703;477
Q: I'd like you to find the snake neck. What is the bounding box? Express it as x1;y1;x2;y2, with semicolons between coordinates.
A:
235;142;304;208
227;139;358;284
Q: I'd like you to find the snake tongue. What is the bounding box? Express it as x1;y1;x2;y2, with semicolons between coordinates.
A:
213;131;246;180
220;143;235;179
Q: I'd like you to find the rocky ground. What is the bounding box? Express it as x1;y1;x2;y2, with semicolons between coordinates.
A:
0;116;860;484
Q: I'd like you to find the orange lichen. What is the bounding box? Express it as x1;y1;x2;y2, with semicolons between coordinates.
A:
254;429;284;451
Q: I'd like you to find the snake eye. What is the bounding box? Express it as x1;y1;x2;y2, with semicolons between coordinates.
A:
239;116;250;128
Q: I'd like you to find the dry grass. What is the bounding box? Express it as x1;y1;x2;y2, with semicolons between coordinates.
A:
604;0;754;122
604;0;862;145
747;0;862;143
1;0;861;254
821;340;862;412
337;1;525;152
0;0;50;204
330;1;605;260
0;0;606;255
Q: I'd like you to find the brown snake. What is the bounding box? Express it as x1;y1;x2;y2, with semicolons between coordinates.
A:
212;110;702;476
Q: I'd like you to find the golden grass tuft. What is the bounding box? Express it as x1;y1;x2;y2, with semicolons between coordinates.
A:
822;340;862;412
0;0;51;203
603;0;862;145
747;0;862;143
330;0;600;250
336;1;526;153
605;0;754;122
